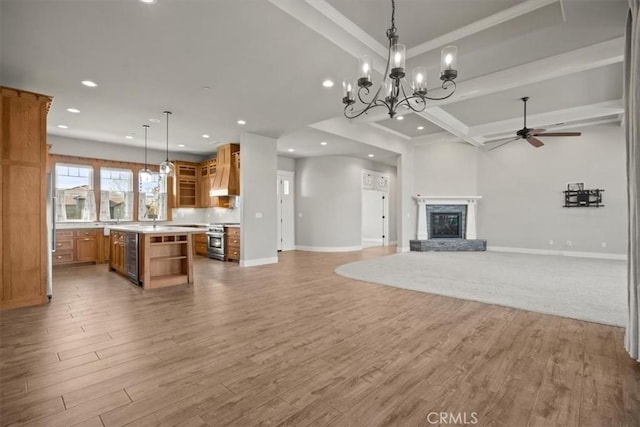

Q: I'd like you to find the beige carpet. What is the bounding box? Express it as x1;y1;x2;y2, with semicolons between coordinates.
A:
335;251;627;326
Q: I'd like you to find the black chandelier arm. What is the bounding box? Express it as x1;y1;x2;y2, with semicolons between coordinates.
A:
343;98;390;119
357;86;371;104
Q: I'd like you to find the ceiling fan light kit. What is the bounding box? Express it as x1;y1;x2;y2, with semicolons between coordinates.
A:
487;96;583;151
342;0;459;119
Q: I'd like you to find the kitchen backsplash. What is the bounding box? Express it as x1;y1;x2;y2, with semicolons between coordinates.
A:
171;207;240;224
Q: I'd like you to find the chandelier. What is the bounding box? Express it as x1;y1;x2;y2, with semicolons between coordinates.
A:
342;0;459;119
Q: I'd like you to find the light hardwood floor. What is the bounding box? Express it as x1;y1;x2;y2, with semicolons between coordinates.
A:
1;247;639;426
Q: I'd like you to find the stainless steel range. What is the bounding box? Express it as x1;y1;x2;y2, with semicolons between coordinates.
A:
206;224;225;260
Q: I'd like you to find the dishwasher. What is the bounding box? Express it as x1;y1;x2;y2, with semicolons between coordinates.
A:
124;232;141;286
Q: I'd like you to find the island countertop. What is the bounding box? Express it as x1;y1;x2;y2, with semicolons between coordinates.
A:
106;225;205;234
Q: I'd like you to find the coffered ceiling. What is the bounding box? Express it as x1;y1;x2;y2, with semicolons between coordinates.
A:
0;0;629;163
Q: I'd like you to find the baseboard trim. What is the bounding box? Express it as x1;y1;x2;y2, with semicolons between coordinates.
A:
295;245;363;253
396;246;410;253
487;246;627;261
240;257;279;267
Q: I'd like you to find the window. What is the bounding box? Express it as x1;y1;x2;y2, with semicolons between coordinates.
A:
139;172;167;221
100;168;134;221
55;164;96;221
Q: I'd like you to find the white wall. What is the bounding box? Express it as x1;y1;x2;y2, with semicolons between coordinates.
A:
477;124;627;255
239;132;278;266
295;156;397;250
277;156;295;172
412;125;626;256
413;140;478;196
48;135;205;163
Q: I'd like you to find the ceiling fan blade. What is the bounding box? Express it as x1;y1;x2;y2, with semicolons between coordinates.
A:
529;129;546;135
526;136;544;147
536;132;582;137
485;137;520;151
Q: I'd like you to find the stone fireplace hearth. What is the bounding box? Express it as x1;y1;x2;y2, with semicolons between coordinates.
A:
410;196;487;252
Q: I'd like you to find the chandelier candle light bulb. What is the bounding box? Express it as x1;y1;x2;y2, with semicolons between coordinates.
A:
413;66;427;95
358;55;372;87
341;0;458;119
440;46;458;80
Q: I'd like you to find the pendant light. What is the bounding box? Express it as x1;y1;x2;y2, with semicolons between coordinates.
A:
159;110;175;176
139;125;153;181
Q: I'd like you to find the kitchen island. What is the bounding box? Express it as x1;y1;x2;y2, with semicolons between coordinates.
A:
108;225;201;290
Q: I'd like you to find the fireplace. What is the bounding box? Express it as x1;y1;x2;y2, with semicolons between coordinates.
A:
430;212;462;239
410;196;486;252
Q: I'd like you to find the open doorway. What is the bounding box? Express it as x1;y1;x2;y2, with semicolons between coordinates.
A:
277;171;295;251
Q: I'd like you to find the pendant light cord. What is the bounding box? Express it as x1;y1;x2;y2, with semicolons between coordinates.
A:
391;0;396;32
143;125;149;169
164;111;171;162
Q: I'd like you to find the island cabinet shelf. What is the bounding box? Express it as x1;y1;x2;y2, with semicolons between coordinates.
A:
109;228;195;290
142;233;193;290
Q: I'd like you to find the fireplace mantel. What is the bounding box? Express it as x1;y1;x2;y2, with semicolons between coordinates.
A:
413;196;482;240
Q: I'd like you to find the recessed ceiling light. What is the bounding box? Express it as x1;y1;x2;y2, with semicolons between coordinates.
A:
288;148;295;152
178;144;185;148
368;154;375;158
66;108;80;114
149;118;161;123
396;116;404;120
322;79;334;88
125;135;134;140
417;126;424;130
81;80;98;88
320;141;328;146
139;0;157;3
57;125;68;129
201;134;210;139
237;120;246;125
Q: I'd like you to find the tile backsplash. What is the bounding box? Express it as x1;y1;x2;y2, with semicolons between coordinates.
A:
171;207;240;224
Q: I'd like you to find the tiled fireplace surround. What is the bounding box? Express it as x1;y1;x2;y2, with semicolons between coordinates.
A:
410;196;487;252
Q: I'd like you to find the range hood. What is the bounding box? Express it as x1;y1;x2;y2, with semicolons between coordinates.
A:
209;143;239;197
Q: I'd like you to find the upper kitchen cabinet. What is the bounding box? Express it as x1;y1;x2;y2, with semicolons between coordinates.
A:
198;158;216;208
1;86;52;310
173;161;198;208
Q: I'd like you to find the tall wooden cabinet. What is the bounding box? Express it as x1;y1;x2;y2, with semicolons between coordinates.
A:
1;86;52;310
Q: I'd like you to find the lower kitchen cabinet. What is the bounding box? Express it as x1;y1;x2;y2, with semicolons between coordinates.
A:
225;226;240;262
53;229;101;266
109;230;126;274
193;233;207;256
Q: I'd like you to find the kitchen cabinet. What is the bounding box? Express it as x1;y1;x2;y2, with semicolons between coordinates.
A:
198;159;216;208
75;230;98;262
173;161;198;208
53;229;100;266
193;233;207;256
225;226;240;262
1;87;52;310
109;230;126;274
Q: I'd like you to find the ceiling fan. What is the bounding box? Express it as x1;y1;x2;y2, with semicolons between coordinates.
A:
486;96;582;150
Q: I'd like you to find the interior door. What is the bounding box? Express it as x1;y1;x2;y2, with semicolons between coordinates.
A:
277;171;295;251
362;190;389;247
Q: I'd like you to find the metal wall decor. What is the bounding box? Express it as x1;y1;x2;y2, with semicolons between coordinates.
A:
563;183;604;207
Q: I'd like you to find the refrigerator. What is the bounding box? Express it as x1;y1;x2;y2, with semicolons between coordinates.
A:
46;173;54;300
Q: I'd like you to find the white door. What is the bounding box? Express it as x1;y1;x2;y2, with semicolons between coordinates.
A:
277;171;295;251
362;190;389;247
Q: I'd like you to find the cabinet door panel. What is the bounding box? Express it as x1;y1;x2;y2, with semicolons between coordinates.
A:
76;238;97;262
3;165;44;301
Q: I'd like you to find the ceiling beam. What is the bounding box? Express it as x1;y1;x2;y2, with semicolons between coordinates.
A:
407;0;560;58
416;108;484;147
367;122;412;140
431;37;624;108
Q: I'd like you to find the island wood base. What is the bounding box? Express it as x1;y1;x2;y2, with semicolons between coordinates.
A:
109;230;194;290
141;233;194;290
